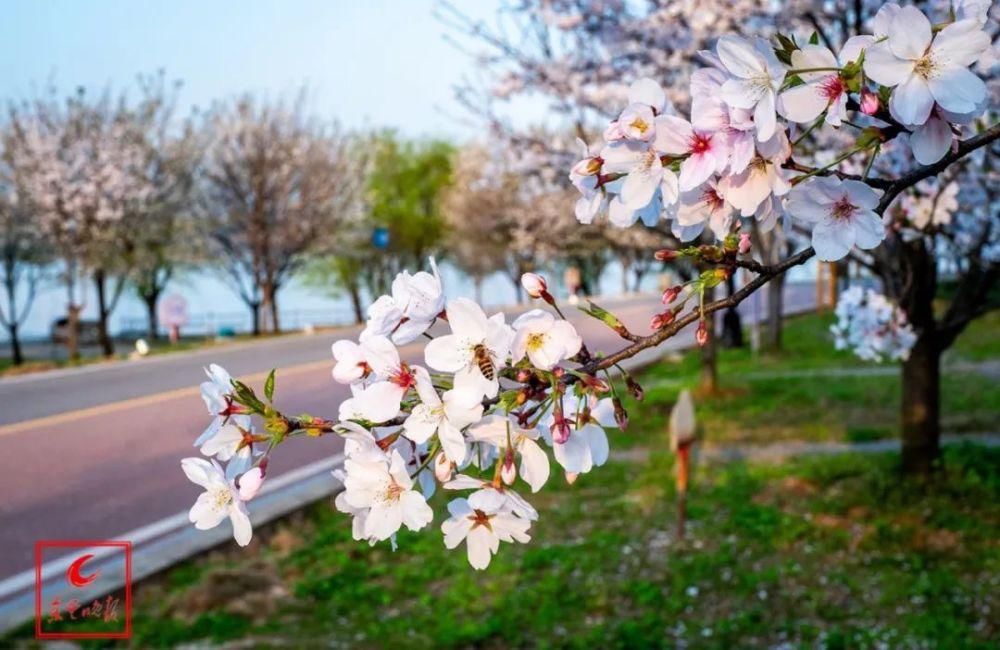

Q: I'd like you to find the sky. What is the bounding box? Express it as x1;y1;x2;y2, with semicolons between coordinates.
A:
0;0;573;340
0;0;503;140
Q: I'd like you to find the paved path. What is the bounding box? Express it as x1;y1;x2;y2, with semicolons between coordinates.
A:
0;286;814;581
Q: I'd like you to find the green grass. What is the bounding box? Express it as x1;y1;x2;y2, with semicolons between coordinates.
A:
625;311;1000;446
5;309;997;648
9;444;996;649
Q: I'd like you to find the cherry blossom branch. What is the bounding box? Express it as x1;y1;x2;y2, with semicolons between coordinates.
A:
876;122;1000;213
585;246;816;373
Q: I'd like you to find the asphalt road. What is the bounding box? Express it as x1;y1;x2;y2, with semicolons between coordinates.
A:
0;286;813;580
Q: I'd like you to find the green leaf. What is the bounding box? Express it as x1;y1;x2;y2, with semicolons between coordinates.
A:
264;369;276;402
808;31;819;45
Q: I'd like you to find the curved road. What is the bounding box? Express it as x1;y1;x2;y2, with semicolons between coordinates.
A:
0;287;813;581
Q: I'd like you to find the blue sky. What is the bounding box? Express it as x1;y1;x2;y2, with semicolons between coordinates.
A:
0;0;502;139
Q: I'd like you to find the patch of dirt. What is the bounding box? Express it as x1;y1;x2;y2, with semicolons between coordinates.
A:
168;560;289;623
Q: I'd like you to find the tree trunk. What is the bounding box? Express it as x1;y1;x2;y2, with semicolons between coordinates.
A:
764;274;785;353
249;301;262;336
721;273;744;348
66;302;81;361
348;283;364;325
142;291;160;341
898;238;941;475
94;270;115;357
8;322;23;365
619;256;630;294
269;295;281;334
901;337;941;475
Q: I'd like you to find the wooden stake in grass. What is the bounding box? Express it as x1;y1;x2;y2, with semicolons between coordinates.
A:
669;389;697;540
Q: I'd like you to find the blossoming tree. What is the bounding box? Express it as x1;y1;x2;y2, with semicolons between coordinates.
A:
182;1;999;566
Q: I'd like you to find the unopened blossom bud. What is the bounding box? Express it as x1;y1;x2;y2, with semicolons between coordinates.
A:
650;310;676;331
661;286;681;305
501;448;516;485
581;373;610;394
696;319;709;347
521;272;549;299
434;451;454;483
551;417;572;444
860;87;880;116
626;375;645;401
654;248;677;262
613;397;628;431
565;472;579;485
738;232;752;255
238;466;266;501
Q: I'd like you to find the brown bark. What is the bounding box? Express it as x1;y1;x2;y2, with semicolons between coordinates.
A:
93;270;115;357
66;303;81;361
7;322;23;365
898;239;941;475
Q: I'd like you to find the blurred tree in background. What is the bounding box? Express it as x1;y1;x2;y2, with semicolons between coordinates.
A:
201;93;360;335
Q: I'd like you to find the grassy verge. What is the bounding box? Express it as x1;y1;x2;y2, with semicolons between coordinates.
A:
9;443;997;649
5;310;996;648
624;310;1000;446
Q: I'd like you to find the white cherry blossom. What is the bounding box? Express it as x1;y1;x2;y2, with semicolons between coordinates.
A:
424;298;514;398
511;310;583;371
441;492;531;570
181;457;253;547
403;367;483;464
341;449;433;542
864;5;990;126
786;177;885;261
716;35;787;140
467;415;551;492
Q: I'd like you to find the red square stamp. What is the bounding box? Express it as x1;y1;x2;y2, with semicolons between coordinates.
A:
34;540;132;640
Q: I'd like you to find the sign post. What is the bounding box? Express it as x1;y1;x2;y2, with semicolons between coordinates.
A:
157;294;189;344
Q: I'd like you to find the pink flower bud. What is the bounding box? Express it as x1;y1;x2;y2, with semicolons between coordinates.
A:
860;88;880;116
738;232;752;255
238;466;265;501
565;472;579;485
521;272;548;299
551;417;572;444
654;249;677;262
434;452;454;483
661;286;681;305
696;319;709;347
501;448;516;485
515;369;532;383
650;310;675;331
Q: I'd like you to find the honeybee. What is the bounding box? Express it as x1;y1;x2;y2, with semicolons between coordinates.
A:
472;343;496;381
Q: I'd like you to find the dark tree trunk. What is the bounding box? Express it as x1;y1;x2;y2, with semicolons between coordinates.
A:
721;273;744;348
142;291;160;341
901;336;941;475
66;302;81;361
898;238;940;475
764;274;785;352
8;322;23;365
269;296;280;334
348;283;364;325
248;300;262;336
94;270;115;357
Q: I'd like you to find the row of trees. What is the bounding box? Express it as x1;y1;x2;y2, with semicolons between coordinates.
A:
0;75;677;365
